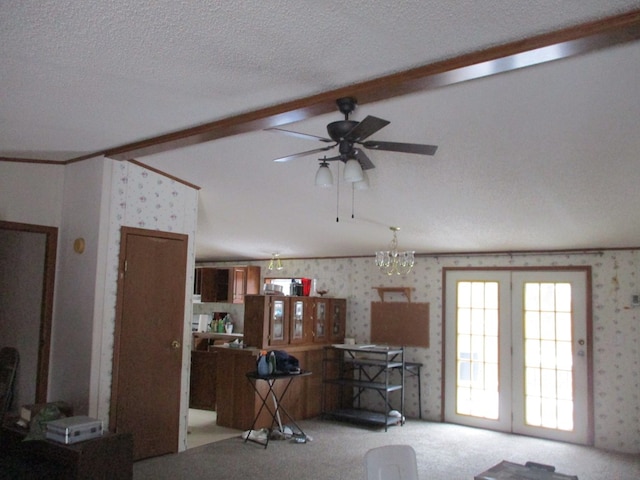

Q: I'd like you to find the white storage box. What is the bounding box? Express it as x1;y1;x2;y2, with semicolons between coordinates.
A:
45;415;104;444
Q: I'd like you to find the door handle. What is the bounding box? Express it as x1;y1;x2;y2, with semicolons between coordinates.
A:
171;340;181;349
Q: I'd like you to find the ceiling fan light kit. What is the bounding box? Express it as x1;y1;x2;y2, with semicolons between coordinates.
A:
343;158;364;183
314;160;333;187
375;227;415;276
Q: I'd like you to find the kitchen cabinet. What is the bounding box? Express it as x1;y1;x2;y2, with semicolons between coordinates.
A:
195;266;260;303
232;266;260;303
244;295;290;348
330;298;346;342
214;345;340;430
189;351;217;410
244;295;345;349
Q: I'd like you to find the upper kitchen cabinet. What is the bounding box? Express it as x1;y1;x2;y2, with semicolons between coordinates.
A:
244;295;345;349
195;266;260;303
244;295;290;348
232;266;260;303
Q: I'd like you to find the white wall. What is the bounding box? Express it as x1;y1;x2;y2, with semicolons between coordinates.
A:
0;162;64;226
48;157;105;412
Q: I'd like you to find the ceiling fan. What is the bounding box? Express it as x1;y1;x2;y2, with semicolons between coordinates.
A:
267;97;438;170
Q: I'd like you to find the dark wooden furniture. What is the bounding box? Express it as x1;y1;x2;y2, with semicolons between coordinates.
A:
1;419;133;480
214;345;341;430
189;350;217;410
195;266;260;303
243;295;346;349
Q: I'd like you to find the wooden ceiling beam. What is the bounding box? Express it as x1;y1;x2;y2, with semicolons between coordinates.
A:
94;9;640;161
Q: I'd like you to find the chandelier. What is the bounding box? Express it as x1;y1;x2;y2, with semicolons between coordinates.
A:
267;253;283;271
375;227;415;275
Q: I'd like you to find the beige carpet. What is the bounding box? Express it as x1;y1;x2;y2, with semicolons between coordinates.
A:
136;417;639;480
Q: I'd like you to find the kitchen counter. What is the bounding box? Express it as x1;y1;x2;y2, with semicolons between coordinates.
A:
192;332;243;351
213;344;340;430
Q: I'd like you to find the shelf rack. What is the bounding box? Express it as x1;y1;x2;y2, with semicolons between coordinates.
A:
322;345;404;431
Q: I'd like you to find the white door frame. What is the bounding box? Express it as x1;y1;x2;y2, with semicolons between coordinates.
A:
443;267;593;445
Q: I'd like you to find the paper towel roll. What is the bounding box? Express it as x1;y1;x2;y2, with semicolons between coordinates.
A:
198;314;210;332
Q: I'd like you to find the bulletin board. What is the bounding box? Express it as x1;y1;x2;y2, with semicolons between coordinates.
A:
370;301;429;347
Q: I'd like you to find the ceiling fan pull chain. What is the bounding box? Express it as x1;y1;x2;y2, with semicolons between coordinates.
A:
336;162;340;223
351;183;355;219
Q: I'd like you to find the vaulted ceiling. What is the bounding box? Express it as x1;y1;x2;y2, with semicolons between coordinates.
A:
2;2;640;261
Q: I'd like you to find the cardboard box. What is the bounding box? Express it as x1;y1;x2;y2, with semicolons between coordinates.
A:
475;461;578;480
45;415;103;444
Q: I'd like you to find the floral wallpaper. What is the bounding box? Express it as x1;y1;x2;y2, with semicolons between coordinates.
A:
205;250;639;454
95;160;198;444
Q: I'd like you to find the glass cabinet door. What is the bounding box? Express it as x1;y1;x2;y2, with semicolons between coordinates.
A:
269;298;289;345
290;298;306;343
314;298;328;343
330;298;346;341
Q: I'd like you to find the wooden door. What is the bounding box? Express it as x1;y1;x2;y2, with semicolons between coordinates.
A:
111;227;188;460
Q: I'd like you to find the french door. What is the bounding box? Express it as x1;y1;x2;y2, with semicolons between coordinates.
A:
444;268;592;444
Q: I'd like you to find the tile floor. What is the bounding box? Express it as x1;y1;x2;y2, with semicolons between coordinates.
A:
187;409;242;449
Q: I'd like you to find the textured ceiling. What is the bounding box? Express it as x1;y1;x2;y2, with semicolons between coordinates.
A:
2;2;640;260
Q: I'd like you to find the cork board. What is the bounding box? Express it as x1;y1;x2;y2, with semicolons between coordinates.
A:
371;301;429;347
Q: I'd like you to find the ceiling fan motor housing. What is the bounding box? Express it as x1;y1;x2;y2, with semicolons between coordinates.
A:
327;120;359;142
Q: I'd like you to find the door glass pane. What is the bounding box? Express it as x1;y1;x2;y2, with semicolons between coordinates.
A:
272;300;284;340
523;282;574;431
455;281;499;420
292;300;304;339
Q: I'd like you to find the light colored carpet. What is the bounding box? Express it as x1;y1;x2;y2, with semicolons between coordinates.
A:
136;417;639;480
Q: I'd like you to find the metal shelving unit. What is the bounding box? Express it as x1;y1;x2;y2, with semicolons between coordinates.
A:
322;345;405;431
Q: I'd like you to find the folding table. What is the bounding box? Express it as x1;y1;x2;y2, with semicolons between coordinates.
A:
244;370;312;448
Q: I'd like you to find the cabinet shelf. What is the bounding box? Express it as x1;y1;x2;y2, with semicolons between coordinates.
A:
322;345;404;431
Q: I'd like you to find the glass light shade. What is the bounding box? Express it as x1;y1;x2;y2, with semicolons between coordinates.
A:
314;162;333;187
353;170;369;190
343;159;364;183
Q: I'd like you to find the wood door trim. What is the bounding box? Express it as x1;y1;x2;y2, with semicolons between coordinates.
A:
0;220;57;403
110;226;188;432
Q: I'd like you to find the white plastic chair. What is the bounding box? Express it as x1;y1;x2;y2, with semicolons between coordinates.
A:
364;444;419;480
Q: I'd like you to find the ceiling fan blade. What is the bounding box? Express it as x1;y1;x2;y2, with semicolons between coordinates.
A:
273;145;336;163
344;116;390;142
353;149;375;170
265;127;333;143
362;140;438;156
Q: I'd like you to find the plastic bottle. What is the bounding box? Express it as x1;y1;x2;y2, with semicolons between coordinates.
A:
268;351;277;374
257;351;270;376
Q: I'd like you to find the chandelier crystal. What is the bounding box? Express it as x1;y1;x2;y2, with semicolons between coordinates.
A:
375;227;415;275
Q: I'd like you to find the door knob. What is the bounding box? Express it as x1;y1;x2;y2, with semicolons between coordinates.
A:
171;340;181;349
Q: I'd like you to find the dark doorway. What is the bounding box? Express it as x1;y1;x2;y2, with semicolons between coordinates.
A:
0;220;57;408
